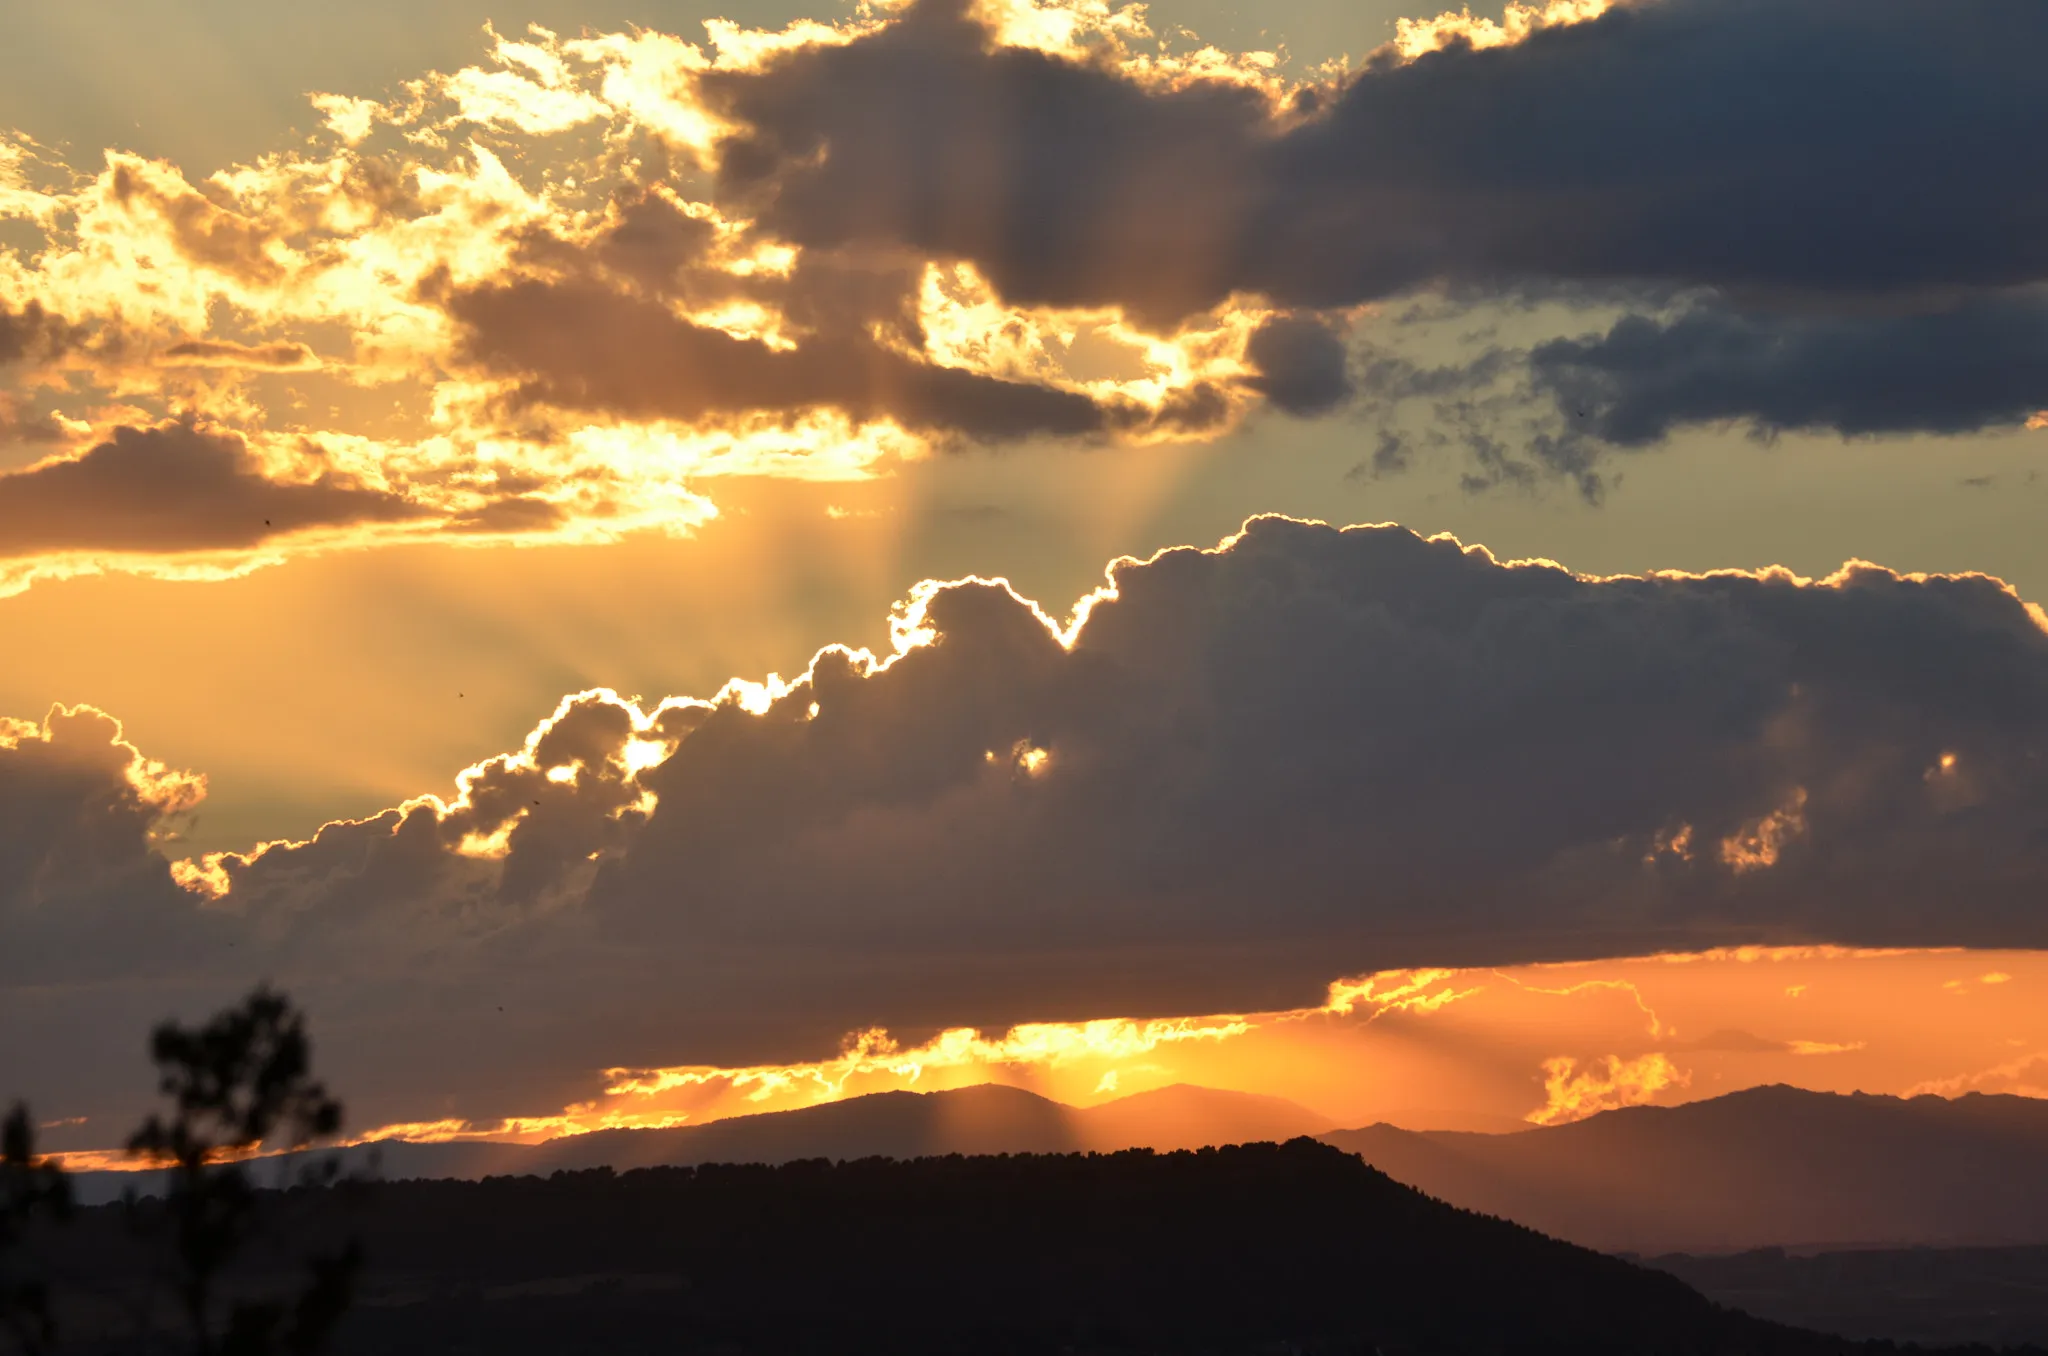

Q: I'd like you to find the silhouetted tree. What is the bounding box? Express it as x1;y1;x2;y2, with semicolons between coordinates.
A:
126;987;359;1356
0;1106;71;1355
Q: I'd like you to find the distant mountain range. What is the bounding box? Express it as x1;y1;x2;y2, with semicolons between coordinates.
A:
526;1080;1333;1173
70;1082;1333;1204
73;1081;2048;1257
1325;1083;2048;1254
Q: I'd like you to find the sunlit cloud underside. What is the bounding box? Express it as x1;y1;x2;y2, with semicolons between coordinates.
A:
0;0;1613;596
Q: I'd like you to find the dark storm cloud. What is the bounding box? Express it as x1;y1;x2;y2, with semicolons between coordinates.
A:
708;0;2048;317
700;0;2048;443
449;277;1109;441
1261;0;2048;307
0;424;423;555
1529;296;2048;444
706;0;1272;327
1242;315;1354;417
12;517;2046;1127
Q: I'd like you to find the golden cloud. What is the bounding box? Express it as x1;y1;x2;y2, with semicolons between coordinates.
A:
0;0;1424;596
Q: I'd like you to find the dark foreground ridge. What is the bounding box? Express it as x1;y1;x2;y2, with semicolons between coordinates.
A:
36;1138;2038;1355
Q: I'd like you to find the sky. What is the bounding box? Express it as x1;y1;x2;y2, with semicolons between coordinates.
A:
3;0;2047;1155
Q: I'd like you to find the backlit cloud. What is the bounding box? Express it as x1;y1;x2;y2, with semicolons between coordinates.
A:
6;517;2048;1133
4;0;2042;590
0;704;219;988
0;424;420;556
1527;1052;1688;1127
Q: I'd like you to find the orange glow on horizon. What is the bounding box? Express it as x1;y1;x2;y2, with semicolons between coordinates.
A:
306;946;2048;1155
51;944;2048;1172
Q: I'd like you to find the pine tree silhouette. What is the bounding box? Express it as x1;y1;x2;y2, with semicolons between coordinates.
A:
125;987;360;1356
0;1106;72;1355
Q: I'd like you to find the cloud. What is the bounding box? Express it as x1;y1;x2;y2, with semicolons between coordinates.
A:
6;0;2036;579
0;393;64;445
159;339;323;371
707;0;2048;316
0;301;77;367
104;159;285;286
0;705;220;984
0;424;423;556
448;277;1110;442
704;0;1278;327
1241;315;1354;417
0;18;1296;594
0;706;242;1137
1529;296;2048;445
1785;1039;1864;1057
699;0;2048;463
1526;1052;1687;1126
1672;1028;1784;1054
1675;1029;1863;1057
9;516;2048;1128
1907;1051;2048;1099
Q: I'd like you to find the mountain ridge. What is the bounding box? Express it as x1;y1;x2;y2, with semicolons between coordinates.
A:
65;1081;1335;1203
1322;1083;2048;1253
70;1079;2048;1256
48;1137;2010;1354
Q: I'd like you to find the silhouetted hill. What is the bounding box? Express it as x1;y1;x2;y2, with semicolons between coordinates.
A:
1323;1084;2048;1253
67;1082;1330;1204
42;1139;2028;1355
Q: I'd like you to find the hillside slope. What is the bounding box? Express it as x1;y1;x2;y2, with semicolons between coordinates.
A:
49;1138;2002;1355
1324;1084;2048;1252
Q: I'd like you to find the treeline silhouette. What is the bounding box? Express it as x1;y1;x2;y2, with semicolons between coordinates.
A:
1;988;358;1355
30;1139;2045;1356
13;996;2048;1356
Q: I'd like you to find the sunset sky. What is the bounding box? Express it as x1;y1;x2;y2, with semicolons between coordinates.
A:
4;0;2047;1155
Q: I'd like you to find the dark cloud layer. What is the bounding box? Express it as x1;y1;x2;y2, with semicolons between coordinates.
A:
451;278;1108;441
450;186;1242;442
708;1;1272;327
702;0;2048;447
8;518;2048;1127
1243;315;1354;417
1530;296;2048;445
710;0;2048;317
0;424;422;556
